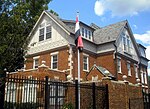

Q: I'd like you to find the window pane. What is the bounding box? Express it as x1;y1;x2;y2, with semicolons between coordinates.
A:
123;37;126;51
82;28;84;36
127;63;131;76
127;39;130;53
83;56;88;71
53;63;57;69
39;28;44;41
52;55;58;69
89;31;91;39
46;26;51;39
85;29;87;38
117;58;121;72
34;59;39;68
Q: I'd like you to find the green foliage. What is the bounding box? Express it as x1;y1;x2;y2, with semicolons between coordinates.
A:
62;102;74;109
0;0;54;72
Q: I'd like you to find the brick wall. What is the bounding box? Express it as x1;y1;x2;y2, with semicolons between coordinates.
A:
97;78;144;109
25;47;69;71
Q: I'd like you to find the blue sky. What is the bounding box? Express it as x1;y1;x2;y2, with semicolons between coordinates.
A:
48;0;150;75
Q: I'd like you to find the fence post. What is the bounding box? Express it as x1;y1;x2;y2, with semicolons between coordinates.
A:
92;82;96;109
45;76;49;109
105;84;109;109
0;70;6;109
75;80;78;109
129;99;131;109
55;82;58;109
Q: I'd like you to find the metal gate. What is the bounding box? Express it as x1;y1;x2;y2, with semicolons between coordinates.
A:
1;75;108;109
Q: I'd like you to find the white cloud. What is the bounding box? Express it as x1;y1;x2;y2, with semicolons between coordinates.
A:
94;0;150;16
134;31;150;44
94;0;105;16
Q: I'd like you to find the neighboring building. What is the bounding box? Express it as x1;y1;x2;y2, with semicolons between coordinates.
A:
10;11;149;90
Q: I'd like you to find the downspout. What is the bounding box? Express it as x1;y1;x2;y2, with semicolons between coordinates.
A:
113;43;118;81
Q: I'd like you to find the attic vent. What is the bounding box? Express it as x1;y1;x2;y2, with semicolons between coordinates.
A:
108;36;110;40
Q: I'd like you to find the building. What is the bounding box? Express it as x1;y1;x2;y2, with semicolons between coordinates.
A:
10;10;149;92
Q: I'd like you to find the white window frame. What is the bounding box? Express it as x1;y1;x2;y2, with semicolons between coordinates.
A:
127;61;131;76
122;31;132;54
81;27;84;37
39;23;52;42
144;69;147;84
134;64;138;78
127;37;131;53
117;57;122;73
33;56;40;69
51;52;58;69
83;54;89;71
141;70;144;84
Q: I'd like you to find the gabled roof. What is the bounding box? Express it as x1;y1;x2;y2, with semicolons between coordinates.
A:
86;64;115;79
28;10;75;40
93;20;127;44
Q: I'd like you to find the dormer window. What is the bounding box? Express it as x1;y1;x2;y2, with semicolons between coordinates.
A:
39;23;52;42
88;31;91;40
85;29;88;38
81;27;93;41
81;28;84;36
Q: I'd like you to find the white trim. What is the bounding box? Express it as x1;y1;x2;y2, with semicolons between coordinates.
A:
33;56;40;59
134;64;138;78
45;11;70;35
50;51;59;55
33;56;40;69
117;57;122;73
83;53;89;57
51;54;58;69
83;55;89;72
28;11;70;38
127;62;131;76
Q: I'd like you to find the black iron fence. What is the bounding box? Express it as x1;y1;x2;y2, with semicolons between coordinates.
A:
2;75;109;109
143;92;150;109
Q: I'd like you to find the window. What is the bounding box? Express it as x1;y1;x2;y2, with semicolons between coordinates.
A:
51;55;58;69
144;69;147;84
85;29;87;38
83;55;89;71
123;36;126;51
134;64;138;78
46;26;51;39
39;28;44;41
82;28;84;37
122;32;132;54
141;71;144;84
39;23;52;42
127;38;130;53
127;62;131;76
141;48;146;57
117;58;121;73
88;31;91;40
33;58;39;69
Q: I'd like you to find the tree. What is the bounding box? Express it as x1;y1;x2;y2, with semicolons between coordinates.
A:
0;1;57;108
0;0;53;72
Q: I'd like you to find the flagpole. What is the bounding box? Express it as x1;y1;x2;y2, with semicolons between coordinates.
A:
78;48;80;109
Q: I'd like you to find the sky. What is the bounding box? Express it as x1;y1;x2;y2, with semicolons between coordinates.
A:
48;0;150;75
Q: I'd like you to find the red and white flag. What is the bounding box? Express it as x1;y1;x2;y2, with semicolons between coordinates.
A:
75;13;83;52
